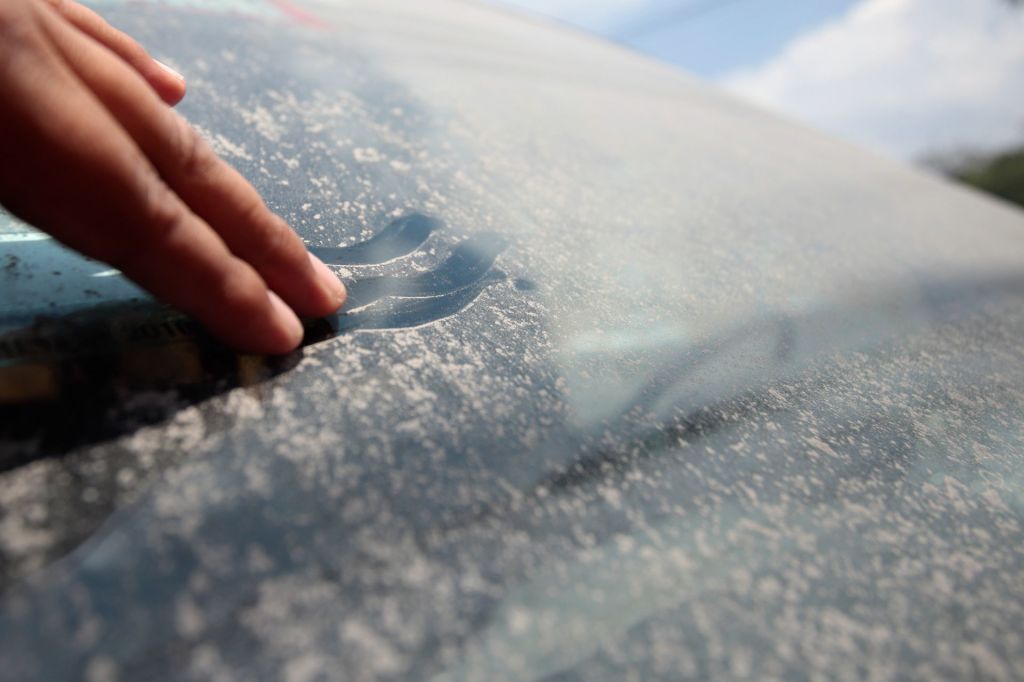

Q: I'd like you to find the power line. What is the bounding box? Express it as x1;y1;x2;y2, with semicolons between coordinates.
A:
614;0;759;41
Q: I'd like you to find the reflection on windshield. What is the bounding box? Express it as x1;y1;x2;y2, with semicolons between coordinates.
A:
0;213;512;469
308;212;435;265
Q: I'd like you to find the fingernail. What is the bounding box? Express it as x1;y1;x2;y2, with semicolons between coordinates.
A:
267;290;304;349
155;59;185;83
309;252;347;308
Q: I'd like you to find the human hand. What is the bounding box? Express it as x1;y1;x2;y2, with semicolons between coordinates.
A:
0;0;346;354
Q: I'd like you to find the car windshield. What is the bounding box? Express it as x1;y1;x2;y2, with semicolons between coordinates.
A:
2;0;1024;679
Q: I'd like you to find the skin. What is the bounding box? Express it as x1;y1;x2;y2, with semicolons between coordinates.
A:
0;0;346;354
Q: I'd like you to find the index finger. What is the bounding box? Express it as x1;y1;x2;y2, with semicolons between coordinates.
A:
0;28;305;353
42;9;348;319
39;0;186;105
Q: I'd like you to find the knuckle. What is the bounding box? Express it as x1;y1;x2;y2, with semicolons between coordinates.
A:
246;207;299;266
45;0;67;16
0;0;34;47
214;264;266;316
173;117;219;181
102;19;149;61
142;177;187;246
107;171;188;267
123;36;149;63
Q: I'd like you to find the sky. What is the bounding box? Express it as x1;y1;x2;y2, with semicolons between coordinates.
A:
492;0;1024;161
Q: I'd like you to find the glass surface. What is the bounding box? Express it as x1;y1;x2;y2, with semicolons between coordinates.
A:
1;0;1024;679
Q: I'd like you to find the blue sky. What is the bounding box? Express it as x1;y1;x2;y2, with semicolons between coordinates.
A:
493;0;1024;161
601;0;861;78
490;0;861;76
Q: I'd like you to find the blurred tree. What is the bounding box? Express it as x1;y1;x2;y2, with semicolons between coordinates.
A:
934;0;1022;207
935;146;1024;209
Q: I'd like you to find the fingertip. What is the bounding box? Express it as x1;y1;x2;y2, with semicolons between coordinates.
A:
164;81;187;106
153;59;186;105
155;59;183;82
265;290;305;353
209;290;303;355
308;252;347;312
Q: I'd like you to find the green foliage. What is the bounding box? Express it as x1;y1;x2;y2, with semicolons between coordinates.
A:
949;145;1024;209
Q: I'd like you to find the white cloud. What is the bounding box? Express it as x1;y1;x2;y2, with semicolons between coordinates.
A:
721;0;1024;159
